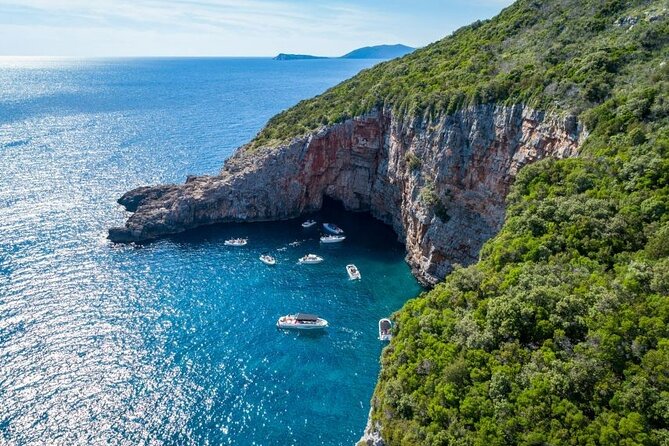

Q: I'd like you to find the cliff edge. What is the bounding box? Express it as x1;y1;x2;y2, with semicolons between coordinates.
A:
109;105;583;285
108;0;669;443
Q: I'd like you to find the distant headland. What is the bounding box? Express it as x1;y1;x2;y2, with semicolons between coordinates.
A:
273;44;415;60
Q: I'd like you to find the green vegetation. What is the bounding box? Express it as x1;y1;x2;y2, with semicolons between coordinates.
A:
420;183;451;223
359;0;669;443
250;0;668;150
406;152;422;171
373;82;669;444
252;0;669;442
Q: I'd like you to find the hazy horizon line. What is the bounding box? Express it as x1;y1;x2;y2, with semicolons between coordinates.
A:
0;54;396;59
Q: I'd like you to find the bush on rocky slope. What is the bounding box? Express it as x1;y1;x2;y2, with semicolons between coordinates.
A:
297;0;669;444
370;57;669;446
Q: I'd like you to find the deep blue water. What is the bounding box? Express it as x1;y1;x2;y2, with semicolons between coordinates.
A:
0;58;421;445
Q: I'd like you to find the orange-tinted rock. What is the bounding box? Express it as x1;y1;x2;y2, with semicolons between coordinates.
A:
108;105;585;285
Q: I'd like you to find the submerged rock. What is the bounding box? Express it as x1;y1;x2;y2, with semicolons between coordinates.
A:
109;105;584;285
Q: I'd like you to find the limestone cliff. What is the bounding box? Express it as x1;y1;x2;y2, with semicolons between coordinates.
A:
109;104;584;285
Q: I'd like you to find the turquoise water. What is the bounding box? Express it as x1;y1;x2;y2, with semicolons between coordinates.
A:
0;58;422;445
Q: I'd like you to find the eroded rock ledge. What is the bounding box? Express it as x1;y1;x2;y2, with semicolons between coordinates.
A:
109;104;584;285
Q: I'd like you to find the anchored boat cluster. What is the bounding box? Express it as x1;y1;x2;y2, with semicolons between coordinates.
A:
224;220;391;339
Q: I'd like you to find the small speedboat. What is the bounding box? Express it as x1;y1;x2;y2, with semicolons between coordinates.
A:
323;223;344;234
277;313;328;330
346;264;361;280
320;234;346;243
259;254;276;265
301;219;317;228
379;318;393;341
298;254;324;264
224;238;247;246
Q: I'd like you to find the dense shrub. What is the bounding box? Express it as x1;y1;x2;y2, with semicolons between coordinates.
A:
233;0;669;442
346;0;669;444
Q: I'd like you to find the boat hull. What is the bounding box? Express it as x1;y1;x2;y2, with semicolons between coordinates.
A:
277;316;328;330
346;264;361;280
225;239;247;246
322;223;344;234
276;322;328;330
379;318;393;341
320;236;345;243
298;255;323;264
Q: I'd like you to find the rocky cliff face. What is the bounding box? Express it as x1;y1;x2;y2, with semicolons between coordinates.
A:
109;104;584;285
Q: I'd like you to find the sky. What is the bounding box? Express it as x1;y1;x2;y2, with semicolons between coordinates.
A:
0;0;514;57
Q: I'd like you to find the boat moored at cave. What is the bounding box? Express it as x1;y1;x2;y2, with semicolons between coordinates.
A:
322;223;344;234
320;234;346;243
224;238;248;246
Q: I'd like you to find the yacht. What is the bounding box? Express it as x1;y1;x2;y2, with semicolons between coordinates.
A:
259;254;276;265
277;313;328;330
379;318;393;341
301;219;317;228
346;264;361;280
320;234;346;243
298;254;324;264
224;238;247;246
322;223;344;234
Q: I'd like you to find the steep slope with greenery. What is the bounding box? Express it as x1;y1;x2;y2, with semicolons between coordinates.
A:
345;1;669;444
221;0;669;443
249;0;667;151
371;84;669;445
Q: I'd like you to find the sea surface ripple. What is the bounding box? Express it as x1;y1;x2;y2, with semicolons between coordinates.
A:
0;57;421;445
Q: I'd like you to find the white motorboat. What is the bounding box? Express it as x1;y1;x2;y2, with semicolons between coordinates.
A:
301;219;317;228
298;254;324;264
346;264;361;280
322;223;344;234
259;254;276;265
224;238;247;246
277;313;328;330
379;318;393;341
320;234;346;243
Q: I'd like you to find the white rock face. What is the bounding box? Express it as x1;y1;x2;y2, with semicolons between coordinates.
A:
109;105;584;285
357;407;385;446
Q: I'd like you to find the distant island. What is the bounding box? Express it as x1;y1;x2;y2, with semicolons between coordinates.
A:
273;53;329;60
273;44;415;60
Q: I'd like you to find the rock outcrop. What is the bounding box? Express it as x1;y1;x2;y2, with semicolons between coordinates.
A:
357;407;385;446
109;105;584;285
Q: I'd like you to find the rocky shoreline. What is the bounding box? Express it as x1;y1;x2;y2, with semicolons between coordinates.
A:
110;104;585;444
109;104;584;286
357;406;385;446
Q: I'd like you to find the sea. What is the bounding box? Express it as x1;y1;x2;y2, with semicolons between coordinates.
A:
0;57;422;446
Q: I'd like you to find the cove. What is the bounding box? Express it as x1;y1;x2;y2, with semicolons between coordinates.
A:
0;57;421;446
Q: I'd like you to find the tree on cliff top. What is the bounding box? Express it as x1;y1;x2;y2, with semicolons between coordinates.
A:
249;0;668;152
